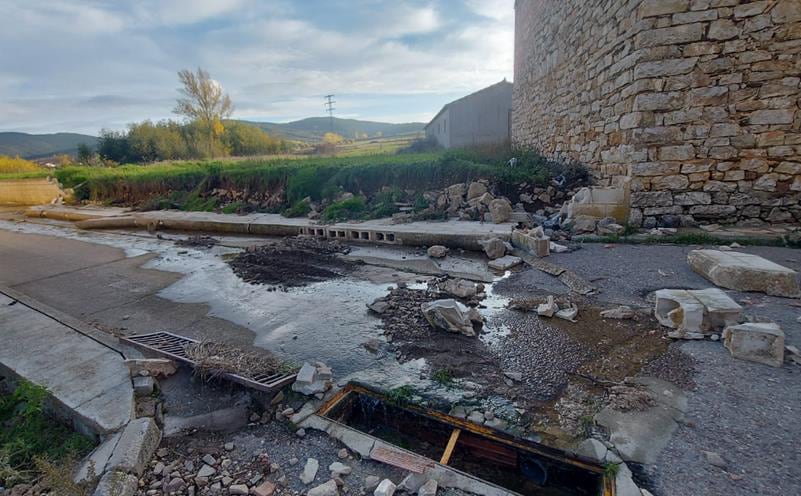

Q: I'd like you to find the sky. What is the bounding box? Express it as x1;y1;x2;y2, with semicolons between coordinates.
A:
0;0;514;135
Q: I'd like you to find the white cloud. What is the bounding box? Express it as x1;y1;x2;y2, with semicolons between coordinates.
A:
0;0;514;133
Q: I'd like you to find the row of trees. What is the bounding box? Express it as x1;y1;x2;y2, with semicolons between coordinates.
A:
87;119;288;164
79;68;289;165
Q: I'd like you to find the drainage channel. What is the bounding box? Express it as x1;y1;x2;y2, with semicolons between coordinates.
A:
318;385;613;496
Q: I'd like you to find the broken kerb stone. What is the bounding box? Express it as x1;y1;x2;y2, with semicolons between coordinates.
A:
105;417;161;477
687;250;801;298
421;299;476;337
511;227;550;257
292;363;332;396
487;255;523;271
655;288;742;337
722;322;785;368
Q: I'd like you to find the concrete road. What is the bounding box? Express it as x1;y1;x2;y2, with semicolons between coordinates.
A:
0;229;256;347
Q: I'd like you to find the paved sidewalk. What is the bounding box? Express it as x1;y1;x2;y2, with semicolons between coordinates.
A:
0;289;133;437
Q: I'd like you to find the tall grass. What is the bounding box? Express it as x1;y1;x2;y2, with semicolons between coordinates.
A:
49;148;584;211
0;156;44;175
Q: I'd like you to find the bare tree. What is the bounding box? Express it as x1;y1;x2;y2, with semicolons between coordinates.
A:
174;68;233;157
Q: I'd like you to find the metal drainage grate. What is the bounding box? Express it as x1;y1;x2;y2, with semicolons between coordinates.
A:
122;331;296;393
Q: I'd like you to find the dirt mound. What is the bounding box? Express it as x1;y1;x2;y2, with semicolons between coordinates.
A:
228;236;354;288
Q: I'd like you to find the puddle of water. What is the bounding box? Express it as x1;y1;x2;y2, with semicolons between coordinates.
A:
0;221;391;374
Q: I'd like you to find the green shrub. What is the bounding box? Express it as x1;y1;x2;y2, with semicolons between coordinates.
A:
321;196;367;222
283;198;312;218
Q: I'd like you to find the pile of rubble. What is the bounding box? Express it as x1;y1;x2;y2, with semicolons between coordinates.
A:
228;237;354;288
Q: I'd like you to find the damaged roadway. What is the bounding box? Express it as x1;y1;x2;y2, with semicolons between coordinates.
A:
0;212;800;496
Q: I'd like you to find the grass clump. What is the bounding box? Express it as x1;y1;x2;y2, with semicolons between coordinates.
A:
283;198;312;218
0;380;94;487
431;369;454;386
386;385;415;406
321;197;367;222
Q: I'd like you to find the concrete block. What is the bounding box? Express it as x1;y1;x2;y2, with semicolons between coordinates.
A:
92;470;138;496
132;376;155;396
106;417;161;476
687;250;800;297
654;289;705;333
487;255;523;271
511;229;550;257
655;288;741;335
723;323;785;367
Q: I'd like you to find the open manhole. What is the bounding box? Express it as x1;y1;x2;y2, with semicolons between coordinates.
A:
319;385;613;496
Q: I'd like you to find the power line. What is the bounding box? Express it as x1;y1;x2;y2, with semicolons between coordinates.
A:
324;94;336;132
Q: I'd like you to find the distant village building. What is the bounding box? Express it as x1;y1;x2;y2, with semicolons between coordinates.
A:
425;80;513;149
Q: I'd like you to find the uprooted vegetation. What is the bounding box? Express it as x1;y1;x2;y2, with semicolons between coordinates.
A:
0;380;94;488
47;147;588;221
185;341;296;380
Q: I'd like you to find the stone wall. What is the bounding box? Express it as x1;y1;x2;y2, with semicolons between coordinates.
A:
513;0;801;227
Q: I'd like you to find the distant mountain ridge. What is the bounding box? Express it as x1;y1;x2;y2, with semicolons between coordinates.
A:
0;117;425;158
243;117;425;142
0;132;98;159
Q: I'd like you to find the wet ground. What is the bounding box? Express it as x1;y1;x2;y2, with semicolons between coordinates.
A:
1;209;800;495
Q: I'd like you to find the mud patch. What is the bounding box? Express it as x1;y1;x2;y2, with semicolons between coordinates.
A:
228;236;355;288
175;235;219;248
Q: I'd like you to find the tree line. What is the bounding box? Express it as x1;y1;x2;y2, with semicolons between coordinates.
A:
79;68;289;165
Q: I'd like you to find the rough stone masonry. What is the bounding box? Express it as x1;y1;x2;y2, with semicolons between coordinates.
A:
512;0;801;228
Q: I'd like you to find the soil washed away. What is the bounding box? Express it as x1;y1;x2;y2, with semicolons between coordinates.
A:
323;387;607;496
228;236;355;288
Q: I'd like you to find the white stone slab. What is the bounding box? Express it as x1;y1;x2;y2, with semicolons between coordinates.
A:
687;250;800;297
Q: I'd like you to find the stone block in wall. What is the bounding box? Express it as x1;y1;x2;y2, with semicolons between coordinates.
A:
659;145;695;161
689;205;737;218
733;2;770;19
674;192;712;205
631;191;674;207
772;0;801;23
749;109;796;125
634;92;685;111
636;23;704;48
640;0;689;18
631;162;681;176
634;57;698;79
775;162;801;175
708;20;741;40
652;175;690;190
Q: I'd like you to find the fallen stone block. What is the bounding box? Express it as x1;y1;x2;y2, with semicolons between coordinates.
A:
489;198;513;223
421;299;476;336
536;296;558;317
427;245;448;258
555;304;578;322
132;376;155;396
124;358;177;378
600;306;635;320
479;237;506;259
374;479;397;496
105;417;161;476
655;288;741;336
722;322;785;367
440;278;478;299
301;458;320;485
487;255;523;271
418;479;438;496
687;250;800;297
308;479;339;496
292;362;331;395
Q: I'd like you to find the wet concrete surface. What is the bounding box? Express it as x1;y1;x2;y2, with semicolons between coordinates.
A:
2;215;801;496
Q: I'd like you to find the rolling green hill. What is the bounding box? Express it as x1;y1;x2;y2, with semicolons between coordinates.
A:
244;117;425;142
0;132;98;159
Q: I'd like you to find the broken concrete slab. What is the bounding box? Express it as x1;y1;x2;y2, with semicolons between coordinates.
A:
487;255;522;271
722;322;785;368
687;250;800;297
655;288;741;337
75;430;122;482
105;417;161;476
595;377;687;465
